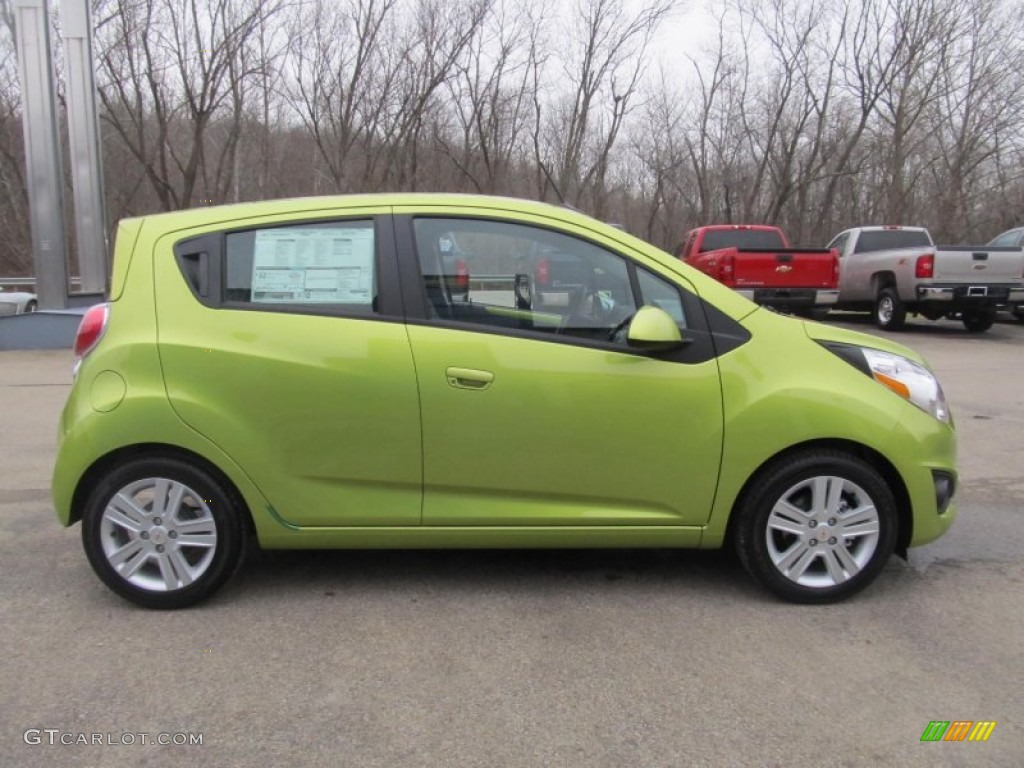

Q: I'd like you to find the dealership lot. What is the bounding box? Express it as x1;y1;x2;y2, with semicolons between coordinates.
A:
1;314;1022;766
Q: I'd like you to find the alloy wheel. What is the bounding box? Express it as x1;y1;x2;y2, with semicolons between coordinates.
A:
765;475;880;588
98;477;218;592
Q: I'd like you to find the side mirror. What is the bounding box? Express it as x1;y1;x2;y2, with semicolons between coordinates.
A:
626;305;685;352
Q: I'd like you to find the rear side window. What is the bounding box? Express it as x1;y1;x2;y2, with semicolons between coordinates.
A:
175;219;380;315
700;229;785;252
853;230;931;254
225;221;376;310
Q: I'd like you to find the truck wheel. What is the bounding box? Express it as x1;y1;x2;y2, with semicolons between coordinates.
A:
962;308;995;333
1012;306;1024;323
875;288;906;331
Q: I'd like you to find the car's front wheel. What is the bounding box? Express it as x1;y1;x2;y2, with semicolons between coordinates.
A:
734;450;898;603
81;457;245;609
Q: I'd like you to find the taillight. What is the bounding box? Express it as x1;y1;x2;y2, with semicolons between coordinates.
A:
721;254;735;280
536;258;551;286
454;259;469;292
832;255;840;284
915;254;934;279
74;303;109;363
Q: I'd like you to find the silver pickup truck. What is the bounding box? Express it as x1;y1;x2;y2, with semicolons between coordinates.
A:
826;226;1024;332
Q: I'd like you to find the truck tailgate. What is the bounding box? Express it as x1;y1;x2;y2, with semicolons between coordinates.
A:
933;246;1024;283
730;249;837;288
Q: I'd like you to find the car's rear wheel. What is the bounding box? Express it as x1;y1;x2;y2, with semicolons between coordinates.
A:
81;457;245;609
24;299;37;313
734;450;897;603
875;288;906;330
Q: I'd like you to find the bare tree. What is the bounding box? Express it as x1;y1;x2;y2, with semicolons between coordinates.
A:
438;0;541;194
0;3;29;274
95;0;286;211
534;0;672;215
926;0;1024;240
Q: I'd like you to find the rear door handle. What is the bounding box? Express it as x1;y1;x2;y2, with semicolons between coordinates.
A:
446;367;494;390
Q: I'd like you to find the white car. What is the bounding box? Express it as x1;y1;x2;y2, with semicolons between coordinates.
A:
0;287;38;316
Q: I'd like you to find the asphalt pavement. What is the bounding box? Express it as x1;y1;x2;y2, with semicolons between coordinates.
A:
0;314;1021;767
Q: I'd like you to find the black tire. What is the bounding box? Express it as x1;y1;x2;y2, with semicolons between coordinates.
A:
734;450;898;603
875;287;906;331
961;308;995;333
81;457;246;609
1013;306;1024;323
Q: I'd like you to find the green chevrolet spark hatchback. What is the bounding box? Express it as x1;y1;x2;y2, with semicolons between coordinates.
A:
52;195;957;608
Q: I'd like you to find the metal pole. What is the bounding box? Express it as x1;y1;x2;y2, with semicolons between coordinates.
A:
12;0;68;310
62;0;108;295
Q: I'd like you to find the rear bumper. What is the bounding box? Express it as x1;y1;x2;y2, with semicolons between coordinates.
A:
735;288;838;308
916;284;1024;304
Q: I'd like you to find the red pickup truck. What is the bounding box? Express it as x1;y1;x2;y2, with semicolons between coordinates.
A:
676;225;839;315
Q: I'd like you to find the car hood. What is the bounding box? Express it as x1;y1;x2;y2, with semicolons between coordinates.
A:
801;317;930;367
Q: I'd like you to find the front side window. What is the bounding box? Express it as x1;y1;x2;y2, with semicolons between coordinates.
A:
636;267;687;325
224;220;377;312
413;218;641;343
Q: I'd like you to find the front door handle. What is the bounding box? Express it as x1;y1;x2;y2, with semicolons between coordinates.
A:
446;367;494;390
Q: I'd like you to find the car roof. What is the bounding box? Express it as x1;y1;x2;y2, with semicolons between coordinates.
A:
124;194;585;231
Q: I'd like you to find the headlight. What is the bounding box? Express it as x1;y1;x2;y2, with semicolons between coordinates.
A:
822;344;951;424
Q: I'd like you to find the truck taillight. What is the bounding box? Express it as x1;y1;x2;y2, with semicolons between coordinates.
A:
73;303;110;369
915;254;934;278
536;258;551;286
721;254;735;279
832;256;840;284
455;258;469;291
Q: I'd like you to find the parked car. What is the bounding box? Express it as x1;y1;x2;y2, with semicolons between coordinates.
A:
0;286;38;316
987;227;1024;321
674;224;839;317
827;225;1024;331
53;195;957;608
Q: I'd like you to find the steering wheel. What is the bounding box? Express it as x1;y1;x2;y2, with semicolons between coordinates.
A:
606;308;636;342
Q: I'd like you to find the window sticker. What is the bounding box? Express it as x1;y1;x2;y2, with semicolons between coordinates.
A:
250;227;374;304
